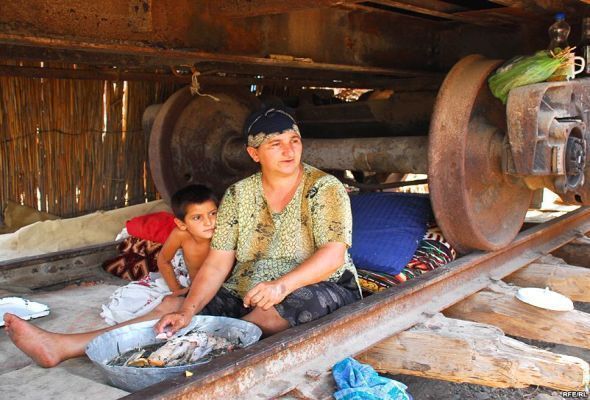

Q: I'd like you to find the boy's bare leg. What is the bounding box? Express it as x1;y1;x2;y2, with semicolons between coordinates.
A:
241;307;290;336
3;296;185;368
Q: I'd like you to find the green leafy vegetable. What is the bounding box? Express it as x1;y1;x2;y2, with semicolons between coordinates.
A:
488;47;573;104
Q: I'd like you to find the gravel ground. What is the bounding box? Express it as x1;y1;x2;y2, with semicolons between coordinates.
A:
386;301;590;400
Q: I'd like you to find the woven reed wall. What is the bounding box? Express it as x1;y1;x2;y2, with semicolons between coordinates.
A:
0;65;178;218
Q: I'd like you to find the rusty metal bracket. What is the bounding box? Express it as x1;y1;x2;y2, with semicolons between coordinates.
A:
506;78;590;195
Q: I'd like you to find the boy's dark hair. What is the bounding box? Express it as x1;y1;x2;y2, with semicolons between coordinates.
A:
170;184;217;220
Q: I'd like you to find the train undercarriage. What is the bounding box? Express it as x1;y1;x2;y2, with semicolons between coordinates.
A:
2;1;590;399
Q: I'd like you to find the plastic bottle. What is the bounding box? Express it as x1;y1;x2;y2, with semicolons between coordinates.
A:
578;17;590;76
548;12;570;52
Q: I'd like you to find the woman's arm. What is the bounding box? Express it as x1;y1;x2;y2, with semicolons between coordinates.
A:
243;241;346;310
154;248;236;334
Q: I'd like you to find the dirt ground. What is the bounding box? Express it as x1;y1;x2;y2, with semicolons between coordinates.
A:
386;301;590;400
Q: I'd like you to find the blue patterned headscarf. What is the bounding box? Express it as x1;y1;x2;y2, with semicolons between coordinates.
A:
244;108;301;148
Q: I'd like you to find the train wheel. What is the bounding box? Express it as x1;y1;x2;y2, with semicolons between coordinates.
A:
428;55;533;253
149;88;259;201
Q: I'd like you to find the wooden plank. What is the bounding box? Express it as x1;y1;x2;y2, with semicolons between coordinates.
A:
0;33;438;78
370;0;466;14
451;8;536;24
505;257;590;302
488;0;525;6
444;282;590;349
364;0;492;25
208;0;361;17
358;314;589;391
0;65;189;82
552;236;590;268
0;63;442;89
488;0;587;17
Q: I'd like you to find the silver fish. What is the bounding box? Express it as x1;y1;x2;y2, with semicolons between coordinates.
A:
148;331;210;367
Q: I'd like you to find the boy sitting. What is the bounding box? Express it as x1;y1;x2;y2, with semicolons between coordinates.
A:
101;184;218;324
157;184;218;296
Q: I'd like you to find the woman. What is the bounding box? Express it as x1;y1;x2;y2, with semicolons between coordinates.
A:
3;107;360;367
156;107;361;336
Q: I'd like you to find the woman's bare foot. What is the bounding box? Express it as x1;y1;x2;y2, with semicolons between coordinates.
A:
4;301;186;368
4;313;69;367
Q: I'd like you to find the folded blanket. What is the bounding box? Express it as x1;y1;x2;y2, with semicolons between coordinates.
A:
102;236;162;281
333;357;412;400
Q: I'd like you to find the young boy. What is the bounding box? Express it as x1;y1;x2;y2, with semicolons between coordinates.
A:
157;184;218;296
100;184;217;325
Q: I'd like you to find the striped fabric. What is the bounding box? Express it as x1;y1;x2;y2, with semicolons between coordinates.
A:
357;227;456;294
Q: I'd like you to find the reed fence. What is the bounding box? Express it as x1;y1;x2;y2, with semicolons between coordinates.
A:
0;62;178;219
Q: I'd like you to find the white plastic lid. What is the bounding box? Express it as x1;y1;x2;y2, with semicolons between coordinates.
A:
516;287;574;312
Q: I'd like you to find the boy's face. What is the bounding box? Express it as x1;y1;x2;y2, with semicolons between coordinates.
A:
175;199;218;240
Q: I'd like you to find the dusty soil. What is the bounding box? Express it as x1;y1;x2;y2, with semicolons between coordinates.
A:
386;301;590;400
387;374;567;400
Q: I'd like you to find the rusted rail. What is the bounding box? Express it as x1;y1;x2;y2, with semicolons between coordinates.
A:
123;207;590;400
0;241;119;290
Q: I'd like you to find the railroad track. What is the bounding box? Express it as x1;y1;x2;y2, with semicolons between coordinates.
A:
113;206;590;400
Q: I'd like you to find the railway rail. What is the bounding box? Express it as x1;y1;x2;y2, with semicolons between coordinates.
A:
2;205;589;399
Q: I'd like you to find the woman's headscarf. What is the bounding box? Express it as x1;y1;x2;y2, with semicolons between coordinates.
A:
244;108;301;148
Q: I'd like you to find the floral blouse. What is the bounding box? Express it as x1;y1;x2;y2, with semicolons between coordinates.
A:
211;163;358;298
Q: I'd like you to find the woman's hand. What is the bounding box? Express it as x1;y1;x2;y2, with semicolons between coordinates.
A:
243;280;288;310
154;312;190;336
169;288;189;297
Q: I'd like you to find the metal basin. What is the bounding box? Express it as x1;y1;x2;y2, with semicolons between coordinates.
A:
85;315;262;392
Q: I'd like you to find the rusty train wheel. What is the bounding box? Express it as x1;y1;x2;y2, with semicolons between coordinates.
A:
428;55;533;253
149;88;259;202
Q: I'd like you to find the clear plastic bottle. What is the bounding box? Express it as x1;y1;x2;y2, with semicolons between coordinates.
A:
548;12;570;52
578;17;590;76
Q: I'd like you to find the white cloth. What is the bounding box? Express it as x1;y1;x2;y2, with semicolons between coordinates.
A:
100;273;170;325
115;227;130;241
171;249;190;289
100;249;191;325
